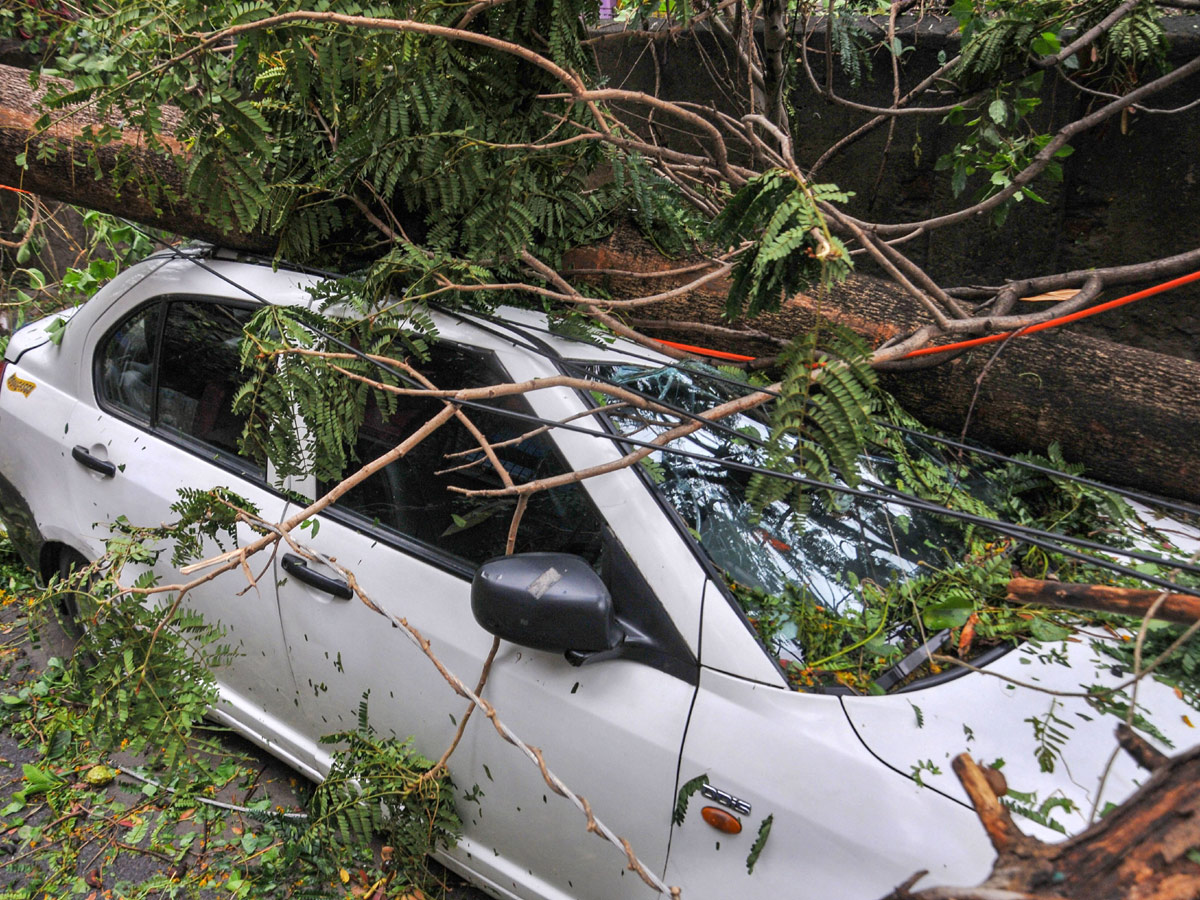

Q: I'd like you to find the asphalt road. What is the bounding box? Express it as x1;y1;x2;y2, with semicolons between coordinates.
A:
0;586;489;899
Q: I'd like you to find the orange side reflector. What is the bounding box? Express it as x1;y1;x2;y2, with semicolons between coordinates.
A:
701;806;742;834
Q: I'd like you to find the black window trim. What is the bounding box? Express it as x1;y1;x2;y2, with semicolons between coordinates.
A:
319;503;477;582
313;338;607;580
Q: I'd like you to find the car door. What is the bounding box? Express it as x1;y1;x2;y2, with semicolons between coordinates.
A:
63;294;314;768
274;333;700;900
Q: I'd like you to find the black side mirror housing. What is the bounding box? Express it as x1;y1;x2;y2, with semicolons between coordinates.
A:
471;553;624;654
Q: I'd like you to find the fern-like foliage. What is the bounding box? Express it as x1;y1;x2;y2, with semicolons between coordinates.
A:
709;171;852;319
746;323;877;517
954;13;1042;88
167;486;261;567
953;0;1167;93
41;0;678;312
830;2;875;87
300;698;461;878
612;151;706;256
1077;0;1168;91
233;289;430;484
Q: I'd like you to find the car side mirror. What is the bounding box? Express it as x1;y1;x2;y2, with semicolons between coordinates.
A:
471;553;624;656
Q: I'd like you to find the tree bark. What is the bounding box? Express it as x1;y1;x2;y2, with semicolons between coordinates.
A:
880;741;1200;900
0;64;272;253
4;62;1199;505
565;227;1200;506
1007;578;1200;625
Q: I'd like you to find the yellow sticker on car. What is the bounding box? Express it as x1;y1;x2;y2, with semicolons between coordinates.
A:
5;373;35;397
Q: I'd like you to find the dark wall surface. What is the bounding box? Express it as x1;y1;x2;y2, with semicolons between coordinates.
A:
593;15;1200;359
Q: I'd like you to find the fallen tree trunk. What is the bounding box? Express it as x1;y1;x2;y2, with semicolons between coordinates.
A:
880;737;1200;900
0;64;272;254
1007;577;1200;625
3;62;1199;504
566;228;1200;506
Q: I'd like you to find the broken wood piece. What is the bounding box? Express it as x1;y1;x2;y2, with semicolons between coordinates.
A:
1006;577;1200;625
950;754;1030;856
1116;722;1169;772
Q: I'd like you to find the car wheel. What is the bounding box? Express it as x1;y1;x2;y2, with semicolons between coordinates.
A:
53;548;96;641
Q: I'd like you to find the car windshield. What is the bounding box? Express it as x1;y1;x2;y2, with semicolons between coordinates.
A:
582;362;981;670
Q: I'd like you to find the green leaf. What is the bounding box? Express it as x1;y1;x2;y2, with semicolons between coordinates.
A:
46;317;67;346
746;813;773;874
988;99;1007;125
673;774;708;826
83;764;117;787
1030;617;1072;642
922;596;973;630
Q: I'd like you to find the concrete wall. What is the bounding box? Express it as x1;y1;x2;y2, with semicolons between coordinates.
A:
593;15;1200;359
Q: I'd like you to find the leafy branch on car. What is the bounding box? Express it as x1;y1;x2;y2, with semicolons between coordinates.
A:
9;1;1200;380
3;2;1200;897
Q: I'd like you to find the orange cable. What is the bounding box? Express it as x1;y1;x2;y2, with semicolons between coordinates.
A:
899;268;1200;360
656;269;1200;364
653;338;756;362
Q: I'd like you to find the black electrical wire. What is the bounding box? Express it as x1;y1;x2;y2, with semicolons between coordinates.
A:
135;236;1200;520
117;237;1200;594
444;308;1200;578
881;422;1200;520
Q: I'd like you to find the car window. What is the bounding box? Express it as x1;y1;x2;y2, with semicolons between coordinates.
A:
156;301;255;459
97;304;161;422
96;298;260;474
324;344;604;569
585;362;967;667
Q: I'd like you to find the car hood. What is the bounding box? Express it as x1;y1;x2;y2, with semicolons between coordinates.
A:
839;636;1197;840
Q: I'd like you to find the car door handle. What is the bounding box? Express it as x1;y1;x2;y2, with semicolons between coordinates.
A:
72;445;117;478
281;554;353;600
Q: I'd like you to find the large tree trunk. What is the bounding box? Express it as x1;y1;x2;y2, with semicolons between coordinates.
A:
566;227;1200;506
0;64;272;254
882;736;1200;900
3;63;1199;505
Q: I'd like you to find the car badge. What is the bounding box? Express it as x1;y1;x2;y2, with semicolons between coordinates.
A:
701;783;751;816
5;373;35;397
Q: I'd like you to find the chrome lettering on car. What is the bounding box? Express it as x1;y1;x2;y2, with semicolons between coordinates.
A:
701;783;751;816
5;374;35;397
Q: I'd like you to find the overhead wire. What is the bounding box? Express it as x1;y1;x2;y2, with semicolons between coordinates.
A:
452;305;1200;518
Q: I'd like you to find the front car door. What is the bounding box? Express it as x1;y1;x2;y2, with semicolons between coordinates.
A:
274;320;703;900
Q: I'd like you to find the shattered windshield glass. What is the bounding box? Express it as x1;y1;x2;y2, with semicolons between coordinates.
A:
583;363;976;670
577;360;1199;696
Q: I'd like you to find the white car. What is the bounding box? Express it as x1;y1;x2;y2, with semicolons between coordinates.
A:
0;248;1194;900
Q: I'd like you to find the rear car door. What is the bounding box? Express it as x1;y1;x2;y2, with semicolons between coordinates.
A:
274;332;700;900
63;293;312;764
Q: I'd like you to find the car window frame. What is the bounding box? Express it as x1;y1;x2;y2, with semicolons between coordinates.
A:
92;294;269;487
314;338;608;583
561;357;790;678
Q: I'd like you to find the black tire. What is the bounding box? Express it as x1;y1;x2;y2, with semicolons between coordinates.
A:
53;548;94;640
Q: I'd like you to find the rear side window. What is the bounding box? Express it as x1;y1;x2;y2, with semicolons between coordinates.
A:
96;298;259;473
157;302;254;458
97;304;160;422
324;344;604;569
